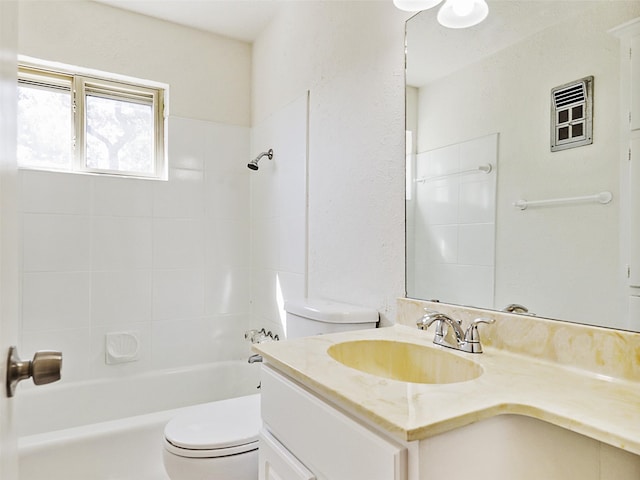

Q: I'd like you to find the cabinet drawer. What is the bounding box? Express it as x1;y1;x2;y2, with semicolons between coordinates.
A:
260;428;316;480
261;365;406;480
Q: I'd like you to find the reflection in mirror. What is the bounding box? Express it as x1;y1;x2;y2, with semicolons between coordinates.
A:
405;1;640;332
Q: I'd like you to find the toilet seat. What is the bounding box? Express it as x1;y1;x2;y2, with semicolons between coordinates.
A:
164;394;261;459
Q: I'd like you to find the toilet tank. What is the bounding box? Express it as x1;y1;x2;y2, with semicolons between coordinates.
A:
284;298;379;339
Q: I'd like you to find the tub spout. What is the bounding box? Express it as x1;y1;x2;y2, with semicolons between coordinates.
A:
248;354;263;364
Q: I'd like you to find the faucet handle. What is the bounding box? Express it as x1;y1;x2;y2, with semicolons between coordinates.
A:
472;317;495;325
463;317;495;351
502;303;528;313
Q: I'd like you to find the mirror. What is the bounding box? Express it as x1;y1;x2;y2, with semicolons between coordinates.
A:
405;1;640;331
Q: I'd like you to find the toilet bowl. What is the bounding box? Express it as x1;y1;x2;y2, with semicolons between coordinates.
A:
162;394;261;480
162;299;378;480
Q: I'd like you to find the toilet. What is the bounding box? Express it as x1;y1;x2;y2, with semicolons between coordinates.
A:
163;394;261;480
161;298;379;480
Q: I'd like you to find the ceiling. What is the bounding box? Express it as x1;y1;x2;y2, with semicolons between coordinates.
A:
93;0;605;83
93;0;283;43
406;1;603;87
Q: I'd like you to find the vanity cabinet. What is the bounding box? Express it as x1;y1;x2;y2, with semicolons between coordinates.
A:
613;19;640;307
259;365;408;480
259;362;640;480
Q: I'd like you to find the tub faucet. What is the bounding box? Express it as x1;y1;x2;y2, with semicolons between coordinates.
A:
417;309;494;354
248;354;263;364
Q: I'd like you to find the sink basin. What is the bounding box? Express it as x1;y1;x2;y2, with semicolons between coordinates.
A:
327;339;483;384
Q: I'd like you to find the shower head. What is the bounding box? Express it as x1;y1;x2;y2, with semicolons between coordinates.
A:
248;148;273;171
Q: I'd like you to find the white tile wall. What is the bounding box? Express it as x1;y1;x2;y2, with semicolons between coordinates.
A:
205;173;250;220
458;224;495;266
21;170;93;215
411;134;497;309
22;272;91;331
204;265;251;315
18;116;252;382
153;218;205;269
93;176;154;217
152;268;205;321
91;270;152;325
92;217;153;270
23;214;92;272
206;217;251;269
153;168;205;219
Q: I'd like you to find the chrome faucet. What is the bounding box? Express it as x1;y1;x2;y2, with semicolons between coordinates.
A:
248;354;263;364
417;309;494;353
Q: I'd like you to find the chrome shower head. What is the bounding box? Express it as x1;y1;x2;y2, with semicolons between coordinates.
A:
247;149;273;171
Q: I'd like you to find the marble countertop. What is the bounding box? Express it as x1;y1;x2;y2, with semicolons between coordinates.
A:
253;324;640;455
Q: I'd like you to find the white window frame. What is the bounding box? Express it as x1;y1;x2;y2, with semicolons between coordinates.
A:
18;59;167;180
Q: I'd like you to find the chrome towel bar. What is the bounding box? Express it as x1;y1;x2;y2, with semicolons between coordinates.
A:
513;191;612;210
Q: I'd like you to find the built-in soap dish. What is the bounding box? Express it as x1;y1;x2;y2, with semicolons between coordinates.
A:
105;331;140;364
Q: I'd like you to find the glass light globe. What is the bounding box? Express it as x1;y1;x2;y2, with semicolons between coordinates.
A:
393;0;443;12
437;0;489;28
451;0;474;16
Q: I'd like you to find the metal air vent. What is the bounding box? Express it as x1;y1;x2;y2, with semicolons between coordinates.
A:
551;76;593;152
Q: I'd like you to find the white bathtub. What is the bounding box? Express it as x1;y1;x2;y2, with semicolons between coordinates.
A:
17;361;261;480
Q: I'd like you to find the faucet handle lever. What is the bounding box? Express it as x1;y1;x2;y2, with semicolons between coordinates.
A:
417;309;454;336
472;317;495;325
463;317;495;345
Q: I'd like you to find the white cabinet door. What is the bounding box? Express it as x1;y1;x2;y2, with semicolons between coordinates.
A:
261;365;407;480
259;429;316;480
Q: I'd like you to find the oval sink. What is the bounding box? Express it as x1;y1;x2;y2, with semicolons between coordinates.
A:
327;339;483;384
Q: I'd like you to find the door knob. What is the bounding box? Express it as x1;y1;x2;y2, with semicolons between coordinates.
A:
6;346;62;398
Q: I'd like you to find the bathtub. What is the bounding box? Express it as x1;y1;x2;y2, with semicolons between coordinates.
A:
17;361;261;480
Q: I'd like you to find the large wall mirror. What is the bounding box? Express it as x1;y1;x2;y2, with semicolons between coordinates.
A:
405;1;640;332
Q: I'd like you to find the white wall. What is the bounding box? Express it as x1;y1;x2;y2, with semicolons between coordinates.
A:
18;1;251;125
252;2;408;325
17;2;254;388
249;94;309;337
415;3;640;324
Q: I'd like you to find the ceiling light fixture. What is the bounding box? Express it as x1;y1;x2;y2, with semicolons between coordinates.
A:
394;0;488;29
393;0;443;13
436;0;489;29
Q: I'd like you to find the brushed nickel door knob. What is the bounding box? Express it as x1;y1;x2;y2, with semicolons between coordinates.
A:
6;346;62;397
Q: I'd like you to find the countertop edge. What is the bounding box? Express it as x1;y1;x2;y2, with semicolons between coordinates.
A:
254;325;640;456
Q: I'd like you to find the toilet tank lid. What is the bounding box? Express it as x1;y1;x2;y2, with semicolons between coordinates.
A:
284;298;379;324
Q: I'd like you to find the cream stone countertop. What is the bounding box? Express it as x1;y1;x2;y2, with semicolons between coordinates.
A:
253;324;640;455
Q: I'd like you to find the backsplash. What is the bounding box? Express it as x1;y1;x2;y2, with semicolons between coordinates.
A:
397;298;640;383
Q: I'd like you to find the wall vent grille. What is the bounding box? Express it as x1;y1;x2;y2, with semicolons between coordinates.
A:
550;76;593;152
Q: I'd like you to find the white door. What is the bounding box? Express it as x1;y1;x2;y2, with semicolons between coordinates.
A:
0;1;20;478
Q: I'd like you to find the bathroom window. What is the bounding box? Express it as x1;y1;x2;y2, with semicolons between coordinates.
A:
17;63;167;179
